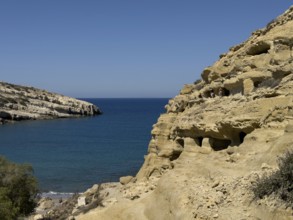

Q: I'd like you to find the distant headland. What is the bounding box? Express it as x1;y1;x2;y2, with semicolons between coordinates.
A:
0;81;101;124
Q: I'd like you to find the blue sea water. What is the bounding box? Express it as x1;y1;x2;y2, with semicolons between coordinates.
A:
0;98;168;193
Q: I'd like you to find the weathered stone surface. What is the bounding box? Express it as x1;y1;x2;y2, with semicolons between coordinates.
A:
38;197;55;210
65;6;293;220
33;214;44;220
136;6;293;181
77;196;87;207
0;82;101;123
119;176;134;185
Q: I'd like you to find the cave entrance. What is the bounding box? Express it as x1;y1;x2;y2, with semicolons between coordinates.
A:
254;81;261;88
170;138;185;161
210;138;231;151
176;138;184;148
239;132;247;144
170;151;182;161
247;41;271;55
195;137;203;147
219;88;230;96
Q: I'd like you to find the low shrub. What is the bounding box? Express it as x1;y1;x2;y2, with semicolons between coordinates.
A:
0;156;39;220
252;150;293;208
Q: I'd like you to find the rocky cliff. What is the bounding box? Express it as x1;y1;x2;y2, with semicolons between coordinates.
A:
135;6;293;181
0;82;101;124
40;6;293;220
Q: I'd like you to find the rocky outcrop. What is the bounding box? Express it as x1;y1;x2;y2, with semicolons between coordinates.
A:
48;6;293;220
0;82;101;124
135;5;293;181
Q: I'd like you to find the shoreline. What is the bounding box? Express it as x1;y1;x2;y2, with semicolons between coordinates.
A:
40;191;77;200
32;182;123;219
32;177;160;219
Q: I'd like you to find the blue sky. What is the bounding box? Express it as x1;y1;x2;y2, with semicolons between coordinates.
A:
0;1;292;98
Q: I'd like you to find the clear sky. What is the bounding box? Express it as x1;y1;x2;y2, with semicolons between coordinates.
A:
0;1;292;98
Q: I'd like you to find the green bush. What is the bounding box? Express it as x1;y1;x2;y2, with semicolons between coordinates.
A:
252;150;293;207
0;156;39;220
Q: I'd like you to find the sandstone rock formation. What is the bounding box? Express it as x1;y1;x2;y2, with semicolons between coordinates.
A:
135;7;293;181
38;6;293;220
0;82;101;124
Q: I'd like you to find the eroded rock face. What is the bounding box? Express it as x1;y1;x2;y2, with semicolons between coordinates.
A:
136;6;293;180
75;6;293;220
0;82;101;123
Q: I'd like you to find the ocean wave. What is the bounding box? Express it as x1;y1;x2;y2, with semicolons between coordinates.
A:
41;191;79;199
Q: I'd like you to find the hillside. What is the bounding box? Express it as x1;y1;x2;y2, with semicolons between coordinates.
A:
0;82;101;124
36;6;293;220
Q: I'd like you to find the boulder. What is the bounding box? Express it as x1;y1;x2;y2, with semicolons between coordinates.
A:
38;197;55;210
119;176;134;185
77;196;87;207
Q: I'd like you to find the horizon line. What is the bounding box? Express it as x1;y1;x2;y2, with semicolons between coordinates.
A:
77;97;171;99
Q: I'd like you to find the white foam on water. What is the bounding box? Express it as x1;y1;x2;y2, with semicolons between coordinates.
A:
41;191;79;199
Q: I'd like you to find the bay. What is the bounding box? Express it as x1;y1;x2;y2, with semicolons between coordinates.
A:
0;98;168;193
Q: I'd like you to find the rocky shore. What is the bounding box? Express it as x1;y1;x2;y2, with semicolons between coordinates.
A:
32;6;293;220
0;82;101;124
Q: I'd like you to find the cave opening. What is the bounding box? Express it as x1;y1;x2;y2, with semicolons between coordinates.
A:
195;137;203;147
223;88;230;96
210;138;231;151
239;132;247;144
254;81;261;88
176;138;184;148
170;138;185;161
219;88;230;97
170;151;182;161
247;42;271;56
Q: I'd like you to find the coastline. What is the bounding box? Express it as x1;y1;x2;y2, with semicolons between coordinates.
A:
40;192;76;200
12;6;293;219
32;177;162;220
0;81;101;125
32;182;121;219
1;98;168;193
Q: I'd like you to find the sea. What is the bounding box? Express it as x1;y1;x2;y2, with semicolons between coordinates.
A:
0;98;168;195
